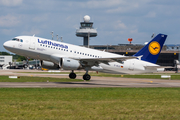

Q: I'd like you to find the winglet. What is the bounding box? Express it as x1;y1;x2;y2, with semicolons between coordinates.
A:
134;34;167;64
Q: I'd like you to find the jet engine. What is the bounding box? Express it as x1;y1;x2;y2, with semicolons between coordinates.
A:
40;60;60;70
60;58;82;70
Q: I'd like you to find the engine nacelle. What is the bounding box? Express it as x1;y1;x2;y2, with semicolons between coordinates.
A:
40;60;59;70
61;58;81;70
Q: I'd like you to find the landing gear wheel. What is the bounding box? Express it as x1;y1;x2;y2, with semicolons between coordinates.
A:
83;74;91;81
69;72;76;79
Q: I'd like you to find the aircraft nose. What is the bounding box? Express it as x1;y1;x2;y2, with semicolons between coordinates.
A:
3;41;11;50
3;41;9;49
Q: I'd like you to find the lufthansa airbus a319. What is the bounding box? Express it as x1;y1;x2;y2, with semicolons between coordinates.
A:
3;33;167;80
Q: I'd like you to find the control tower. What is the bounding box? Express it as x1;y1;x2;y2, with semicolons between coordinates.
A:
76;15;97;46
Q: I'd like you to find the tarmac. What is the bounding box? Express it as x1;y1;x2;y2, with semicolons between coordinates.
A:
0;69;180;88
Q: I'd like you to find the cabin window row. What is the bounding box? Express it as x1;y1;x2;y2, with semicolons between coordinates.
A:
40;44;101;58
74;51;100;58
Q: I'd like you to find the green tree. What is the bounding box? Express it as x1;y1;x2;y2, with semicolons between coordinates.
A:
0;52;10;55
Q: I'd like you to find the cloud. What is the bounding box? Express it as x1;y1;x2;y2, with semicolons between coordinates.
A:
32;14;49;23
0;15;20;27
106;3;139;13
21;28;41;36
1;29;13;35
130;29;138;34
115;20;127;29
145;11;156;18
84;0;124;8
0;0;23;6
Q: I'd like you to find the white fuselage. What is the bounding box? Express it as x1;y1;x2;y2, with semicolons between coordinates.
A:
3;36;159;74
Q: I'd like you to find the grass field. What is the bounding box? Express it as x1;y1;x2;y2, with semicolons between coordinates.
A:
0;88;180;120
0;76;82;82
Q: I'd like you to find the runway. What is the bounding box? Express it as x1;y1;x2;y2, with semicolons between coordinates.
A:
0;69;180;88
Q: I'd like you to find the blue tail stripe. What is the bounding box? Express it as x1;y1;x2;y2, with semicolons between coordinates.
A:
134;34;167;64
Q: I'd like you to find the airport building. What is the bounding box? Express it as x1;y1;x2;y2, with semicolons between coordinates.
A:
0;55;12;65
0;55;12;69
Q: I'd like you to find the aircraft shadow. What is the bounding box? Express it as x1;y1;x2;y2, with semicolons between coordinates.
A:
53;82;126;87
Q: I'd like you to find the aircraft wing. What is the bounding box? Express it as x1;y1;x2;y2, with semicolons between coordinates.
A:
80;56;136;62
72;56;137;66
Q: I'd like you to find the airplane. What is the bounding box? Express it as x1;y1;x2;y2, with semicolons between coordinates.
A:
3;33;167;80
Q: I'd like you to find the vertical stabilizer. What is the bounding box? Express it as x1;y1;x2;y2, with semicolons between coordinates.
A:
134;34;167;64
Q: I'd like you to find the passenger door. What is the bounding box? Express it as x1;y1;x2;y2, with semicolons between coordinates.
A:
29;37;35;50
129;60;134;70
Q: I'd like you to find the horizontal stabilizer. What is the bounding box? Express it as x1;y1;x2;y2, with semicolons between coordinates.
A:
144;66;174;70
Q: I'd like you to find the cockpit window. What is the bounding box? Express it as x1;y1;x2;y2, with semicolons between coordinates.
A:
12;38;23;42
12;38;18;41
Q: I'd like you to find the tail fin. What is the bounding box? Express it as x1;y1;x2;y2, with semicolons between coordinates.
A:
134;33;167;64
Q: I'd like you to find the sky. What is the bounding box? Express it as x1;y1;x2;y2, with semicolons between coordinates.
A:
0;0;180;52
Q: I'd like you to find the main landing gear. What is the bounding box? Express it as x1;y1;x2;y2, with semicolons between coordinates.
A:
83;69;91;81
69;70;76;79
68;70;91;81
83;74;91;81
